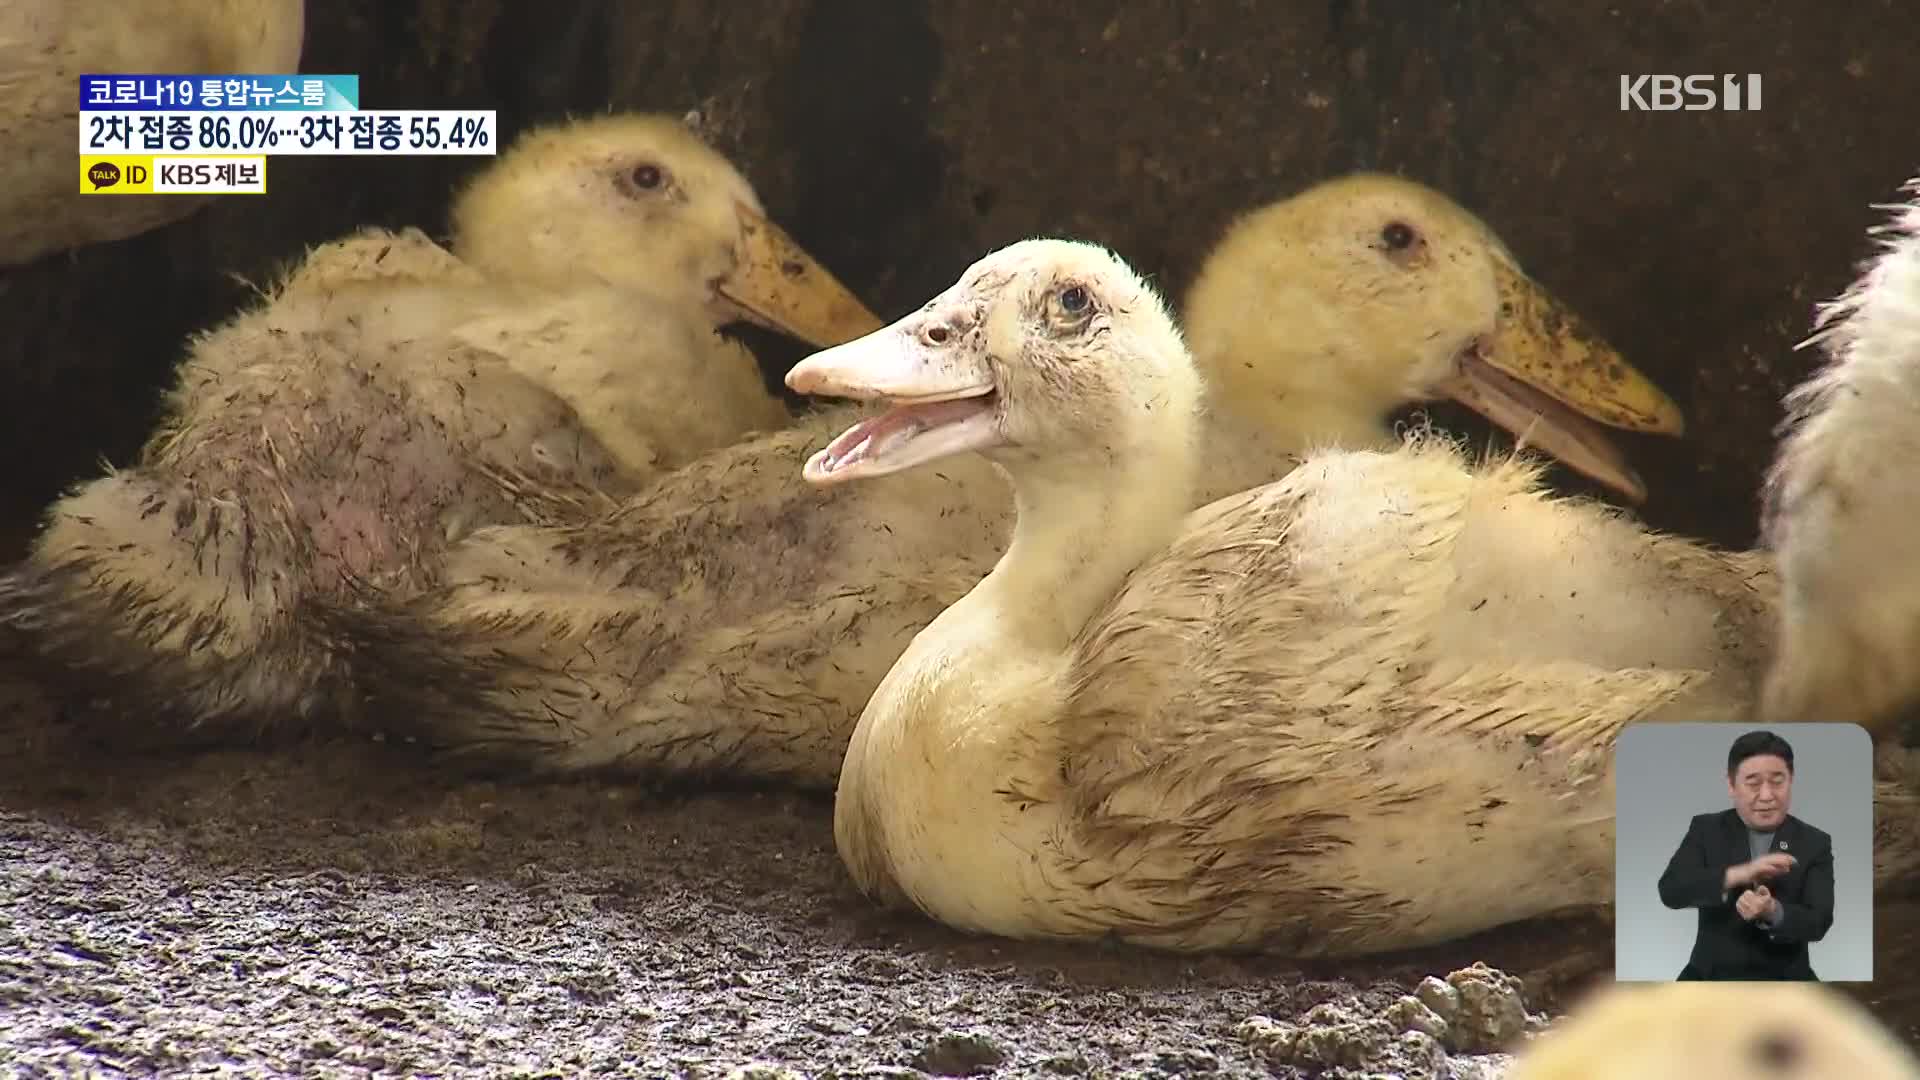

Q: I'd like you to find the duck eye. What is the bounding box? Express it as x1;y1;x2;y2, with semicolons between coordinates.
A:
1380;222;1416;250
1749;1030;1802;1071
1059;286;1090;313
629;164;663;191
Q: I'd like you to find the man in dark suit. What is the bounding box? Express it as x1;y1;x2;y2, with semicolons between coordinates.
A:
1656;729;1835;980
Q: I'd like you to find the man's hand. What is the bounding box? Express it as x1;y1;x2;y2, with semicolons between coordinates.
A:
1736;884;1781;923
1724;852;1795;891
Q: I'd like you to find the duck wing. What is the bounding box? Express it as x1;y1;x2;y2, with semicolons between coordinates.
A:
1038;439;1710;953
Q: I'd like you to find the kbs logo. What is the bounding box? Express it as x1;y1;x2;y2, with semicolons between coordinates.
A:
1620;74;1762;111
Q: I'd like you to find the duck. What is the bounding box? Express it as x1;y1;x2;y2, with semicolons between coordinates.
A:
0;111;882;742
1760;175;1920;740
789;237;1802;957
1;0;307;268
1503;982;1920;1080
329;173;1776;807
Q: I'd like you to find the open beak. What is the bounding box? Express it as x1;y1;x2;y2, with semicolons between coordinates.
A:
1433;260;1685;504
785;315;1000;486
717;201;886;347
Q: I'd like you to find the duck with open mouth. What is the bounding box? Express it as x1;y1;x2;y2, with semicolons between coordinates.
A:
797;236;1794;956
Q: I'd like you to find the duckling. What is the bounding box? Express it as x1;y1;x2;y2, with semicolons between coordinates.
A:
0;111;881;740
1760;176;1920;740
1;0;306;267
794;238;1790;956
1504;982;1919;1080
330;174;1773;799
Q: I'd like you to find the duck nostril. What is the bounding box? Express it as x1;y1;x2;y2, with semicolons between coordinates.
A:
925;325;951;345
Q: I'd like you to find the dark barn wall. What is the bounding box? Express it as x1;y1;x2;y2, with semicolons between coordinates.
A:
2;0;1914;558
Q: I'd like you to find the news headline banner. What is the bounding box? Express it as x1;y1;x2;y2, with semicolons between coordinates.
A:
81;74;362;111
78;75;496;196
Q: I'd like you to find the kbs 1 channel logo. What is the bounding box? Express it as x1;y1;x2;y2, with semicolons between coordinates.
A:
1619;73;1763;112
76;72;498;197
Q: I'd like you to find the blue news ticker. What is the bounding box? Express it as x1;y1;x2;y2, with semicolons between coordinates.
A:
80;75;360;112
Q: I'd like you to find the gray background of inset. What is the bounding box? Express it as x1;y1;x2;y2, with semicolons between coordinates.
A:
1614;722;1874;982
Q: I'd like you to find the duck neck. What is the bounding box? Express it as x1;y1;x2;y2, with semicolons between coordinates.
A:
966;442;1196;653
1196;376;1401;505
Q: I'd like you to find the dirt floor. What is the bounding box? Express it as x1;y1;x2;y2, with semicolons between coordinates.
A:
3;675;1917;1079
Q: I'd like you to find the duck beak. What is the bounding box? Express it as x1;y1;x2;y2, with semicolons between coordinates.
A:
786;314;1001;485
717;202;886;347
1435;260;1685;503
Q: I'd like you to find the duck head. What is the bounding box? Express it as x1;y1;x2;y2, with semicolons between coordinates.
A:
1503;983;1920;1080
1182;173;1684;503
786;238;1199;485
448;112;882;347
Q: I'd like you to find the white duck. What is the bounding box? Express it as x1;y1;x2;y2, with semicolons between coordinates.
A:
1;0;306;267
792;238;1792;956
0;112;880;741
330;174;1769;793
1761;176;1920;740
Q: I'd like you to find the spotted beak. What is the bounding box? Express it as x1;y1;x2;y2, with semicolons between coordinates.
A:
716;201;885;347
1435;260;1685;504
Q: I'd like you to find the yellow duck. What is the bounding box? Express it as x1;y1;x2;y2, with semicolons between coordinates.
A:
1504;982;1919;1080
1761;175;1920;739
330;173;1778;806
784;237;1791;957
1;0;306;267
0;112;879;739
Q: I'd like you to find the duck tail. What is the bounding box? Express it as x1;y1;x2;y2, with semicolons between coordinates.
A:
0;470;358;748
301;591;590;778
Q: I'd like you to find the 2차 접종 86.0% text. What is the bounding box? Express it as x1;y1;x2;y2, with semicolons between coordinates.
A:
79;110;496;156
